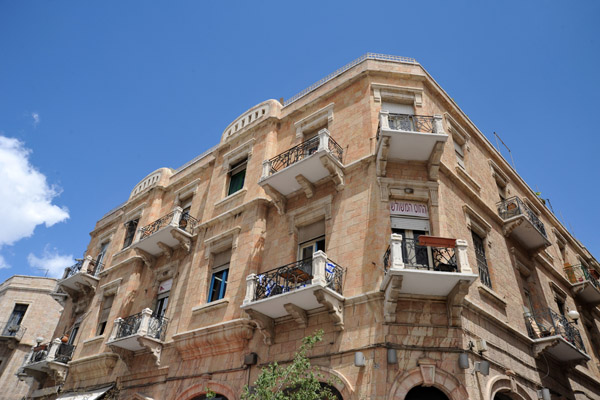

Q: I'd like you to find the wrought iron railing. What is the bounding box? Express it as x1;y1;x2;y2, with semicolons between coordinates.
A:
497;197;548;239
383;246;391;273
266;134;343;174
0;322;26;340
524;308;586;354
54;343;75;363
388;114;434;133
564;264;600;291
114;312;169;341
64;258;104;279
27;342;75;365
383;239;457;273
139;210;199;239
255;258;344;300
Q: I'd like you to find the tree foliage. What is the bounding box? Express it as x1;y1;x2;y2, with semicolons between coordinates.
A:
241;330;339;400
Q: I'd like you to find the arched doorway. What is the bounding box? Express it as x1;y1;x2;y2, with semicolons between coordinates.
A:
405;386;449;400
191;395;228;400
320;382;343;400
494;394;514;400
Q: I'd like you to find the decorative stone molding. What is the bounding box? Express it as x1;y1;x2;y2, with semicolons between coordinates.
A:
222;138;256;166
486;375;532;400
203;226;242;259
287;195;332;235
68;352;119;383
378;178;439;204
389;363;468;400
176;381;238;400
99;278;122;297
294;103;334;139
489;159;509;188
417;357;437;387
455;165;481;193
314;289;344;331
245;309;274;345
221;100;278;142
444;112;471;146
463;204;492;237
172;318;255;360
371;83;423;107
129;168;172;200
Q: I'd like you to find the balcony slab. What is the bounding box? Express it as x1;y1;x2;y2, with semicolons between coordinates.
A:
378;127;448;162
502;215;551;250
572;282;600;305
131;226;192;256
532;335;591;363
381;268;477;297
58;272;99;294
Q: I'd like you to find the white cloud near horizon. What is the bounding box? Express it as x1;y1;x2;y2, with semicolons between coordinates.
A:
27;246;74;278
0;136;69;251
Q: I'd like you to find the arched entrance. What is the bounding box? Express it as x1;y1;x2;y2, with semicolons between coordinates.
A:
191;395;228;400
494;394;514;400
405;386;449;400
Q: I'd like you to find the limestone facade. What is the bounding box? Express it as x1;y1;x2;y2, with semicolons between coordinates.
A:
21;54;600;400
0;275;62;400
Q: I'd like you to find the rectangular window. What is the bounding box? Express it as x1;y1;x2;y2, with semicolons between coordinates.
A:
155;278;172;319
68;323;80;345
208;250;230;302
3;304;28;336
179;200;192;230
122;219;139;249
496;182;507;201
97;295;114;336
454;141;465;169
94;242;109;275
472;231;492;288
227;159;247;196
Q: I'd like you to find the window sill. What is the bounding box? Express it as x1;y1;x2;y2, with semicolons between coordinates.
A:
215;188;247;208
478;284;507;308
455;166;481;193
82;335;105;345
191;298;230;315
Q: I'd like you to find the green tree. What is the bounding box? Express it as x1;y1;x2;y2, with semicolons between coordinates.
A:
242;330;339;400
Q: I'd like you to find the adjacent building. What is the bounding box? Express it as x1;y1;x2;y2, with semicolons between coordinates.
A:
0;275;63;400
20;53;600;400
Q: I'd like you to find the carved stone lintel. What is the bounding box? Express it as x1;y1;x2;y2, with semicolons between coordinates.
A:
284;303;308;328
427;141;445;181
376;136;390;177
320;155;345;191
447;280;471;327
138;336;163;366
417;357;436;387
245;309;274;345
382;274;403;323
262;184;286;215
134;248;156;269
109;345;135;369
156;242;173;259
171;229;191;253
295;175;315;199
314;289;344;331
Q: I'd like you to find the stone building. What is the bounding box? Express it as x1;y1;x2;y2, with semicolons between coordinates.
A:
20;53;600;400
0;275;63;400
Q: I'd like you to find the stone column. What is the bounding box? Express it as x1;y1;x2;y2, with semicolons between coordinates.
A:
244;274;257;304
390;234;405;270
317;129;330;152
312;251;327;286
455;239;473;274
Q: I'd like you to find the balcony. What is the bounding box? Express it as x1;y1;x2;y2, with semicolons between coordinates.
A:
524;308;589;363
19;339;74;384
0;321;26;348
380;234;478;323
497;197;550;251
57;256;102;296
106;308;168;366
564;264;600;306
131;207;198;257
259;129;344;206
241;251;345;344
375;112;448;177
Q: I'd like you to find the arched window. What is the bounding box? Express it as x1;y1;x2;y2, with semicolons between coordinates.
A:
191;395;228;400
405;386;449;400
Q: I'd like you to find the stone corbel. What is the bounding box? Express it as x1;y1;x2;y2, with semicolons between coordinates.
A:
382;274;403;323
245;309;274;345
295;175;315;198
262;184;286;215
284;303;308;328
137;336;163;366
48;363;69;385
376;136;390;177
533;338;559;358
427;141;445;181
156;242;173;259
447;280;471;327
320;156;345;191
109;345;135;369
171;229;191;253
134;248;156;269
314;289;344;331
502;218;523;237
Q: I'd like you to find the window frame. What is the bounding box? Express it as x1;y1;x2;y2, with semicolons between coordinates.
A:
471;230;492;289
227;158;247;196
97;295;115;336
122;218;139;249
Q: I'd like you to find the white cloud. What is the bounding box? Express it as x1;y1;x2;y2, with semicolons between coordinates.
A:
0;255;9;270
31;112;40;127
27;246;74;278
0;136;69;248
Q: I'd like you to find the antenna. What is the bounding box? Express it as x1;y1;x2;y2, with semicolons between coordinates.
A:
493;132;516;169
33;267;49;277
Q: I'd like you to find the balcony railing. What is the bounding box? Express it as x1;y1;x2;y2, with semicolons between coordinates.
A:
112;310;169;342
377;113;443;139
139;209;199;239
384;237;458;273
263;130;343;177
524;308;586;354
63;257;104;279
497;197;548;239
254;258;344;301
26;340;75;365
565;264;600;290
0;322;26;340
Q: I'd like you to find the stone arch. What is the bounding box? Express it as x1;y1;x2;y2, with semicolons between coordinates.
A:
318;366;355;399
486;375;533;400
176;381;237;400
388;362;468;400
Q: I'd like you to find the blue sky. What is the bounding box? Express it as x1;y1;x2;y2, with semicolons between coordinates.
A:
0;1;598;281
